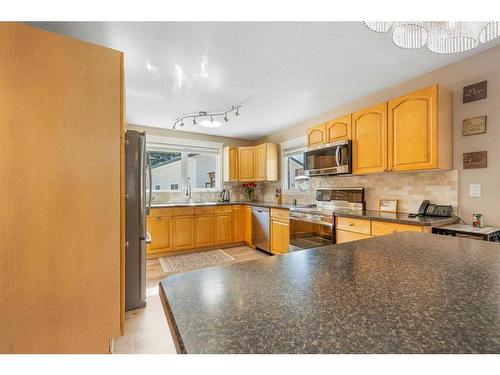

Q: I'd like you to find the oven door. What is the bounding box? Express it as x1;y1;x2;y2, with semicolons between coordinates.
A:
289;214;334;251
304;140;351;176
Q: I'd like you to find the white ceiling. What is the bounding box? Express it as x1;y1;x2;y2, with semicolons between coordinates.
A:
31;22;500;140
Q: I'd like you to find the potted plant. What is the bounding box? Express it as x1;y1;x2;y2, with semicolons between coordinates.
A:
242;182;257;202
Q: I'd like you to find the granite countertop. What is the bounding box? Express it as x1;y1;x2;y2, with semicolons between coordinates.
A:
334;209;459;226
151;201;298;210
160;232;500;353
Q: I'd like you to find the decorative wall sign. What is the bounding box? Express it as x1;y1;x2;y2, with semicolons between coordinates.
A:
379;199;398;213
463;151;487;169
463;116;487;136
463;81;487;103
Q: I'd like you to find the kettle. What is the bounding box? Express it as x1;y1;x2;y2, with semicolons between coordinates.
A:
219;190;230;202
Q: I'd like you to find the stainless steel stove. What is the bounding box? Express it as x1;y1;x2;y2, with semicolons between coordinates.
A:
289;188;365;251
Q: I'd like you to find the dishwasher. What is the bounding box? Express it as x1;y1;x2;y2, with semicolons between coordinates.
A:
252;206;270;253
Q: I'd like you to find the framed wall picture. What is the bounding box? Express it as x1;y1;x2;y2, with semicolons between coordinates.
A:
379;199;398;213
463;81;487;103
463;151;487;169
463;116;487;136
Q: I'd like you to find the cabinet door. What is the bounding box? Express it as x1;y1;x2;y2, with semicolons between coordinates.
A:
223;146;239;182
326;114;351;142
244;206;252;244
270;218;289;254
173;216;194;250
255;144;267;181
352;103;388;174
214;214;233;245
238;147;256;181
194;214;214;248
233;206;245;242
388;85;438;172
336;230;372;244
147;215;172;254
307;124;326;146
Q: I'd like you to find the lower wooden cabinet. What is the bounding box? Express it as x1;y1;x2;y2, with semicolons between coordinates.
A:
173;215;195;251
233;206;245;242
194;214;214;248
146;215;172;254
244;205;252;245
371;221;423;236
270;218;289;254
215;213;233;245
336;229;372;244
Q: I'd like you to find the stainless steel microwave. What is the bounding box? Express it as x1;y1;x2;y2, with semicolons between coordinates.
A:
304;140;352;176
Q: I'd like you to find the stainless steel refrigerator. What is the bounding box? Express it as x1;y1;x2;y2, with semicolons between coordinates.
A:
125;130;152;310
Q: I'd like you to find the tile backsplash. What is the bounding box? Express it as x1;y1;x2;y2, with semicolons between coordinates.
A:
152;169;459;215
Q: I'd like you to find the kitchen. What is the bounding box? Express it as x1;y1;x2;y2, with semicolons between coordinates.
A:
2;6;500;372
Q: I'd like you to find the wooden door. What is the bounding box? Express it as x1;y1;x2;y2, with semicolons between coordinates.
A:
195;215;214;248
238;147;256;181
388;85;438;171
255;144;267;181
270;218;289;254
223;146;239;182
0;23;123;353
326;114;351;142
215;214;233;244
352;103;388;174
307;124;326;146
147;215;172;254
244;206;252;244
233;206;245;242
173;216;195;250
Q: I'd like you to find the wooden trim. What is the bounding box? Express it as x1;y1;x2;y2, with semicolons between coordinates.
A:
159;284;186;354
119;52;126;337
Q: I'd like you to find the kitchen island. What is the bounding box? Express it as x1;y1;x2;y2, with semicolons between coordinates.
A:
159;232;500;353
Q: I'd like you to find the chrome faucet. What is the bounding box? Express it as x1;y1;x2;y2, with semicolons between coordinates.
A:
185;177;193;203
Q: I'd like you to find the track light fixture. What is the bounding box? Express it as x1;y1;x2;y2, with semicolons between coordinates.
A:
173;104;241;130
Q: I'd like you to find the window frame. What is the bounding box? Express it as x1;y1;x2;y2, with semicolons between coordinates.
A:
281;136;310;193
146;135;223;193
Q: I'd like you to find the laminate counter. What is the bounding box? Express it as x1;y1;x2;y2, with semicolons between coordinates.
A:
160;232;500;353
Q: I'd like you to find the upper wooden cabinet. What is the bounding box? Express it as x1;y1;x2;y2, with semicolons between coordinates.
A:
238;146;256;181
223;146;239;182
326;114;351;143
352;102;388;174
255;143;279;181
307;124;327;146
388;85;452;172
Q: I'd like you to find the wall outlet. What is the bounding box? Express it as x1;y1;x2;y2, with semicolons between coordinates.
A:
469;184;481;197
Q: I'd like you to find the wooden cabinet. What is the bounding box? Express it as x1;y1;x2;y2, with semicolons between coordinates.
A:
371;221;422;236
233;206;245;242
173;216;195;251
388;85;452;172
352;102;388;174
336;230;372;244
336;217;371;235
244;205;253;245
326;114;351;143
214;213;233;245
194;215;214;248
223;146;239;182
238;147;256;181
255;143;279;181
270;218;290;254
147;215;172;254
307;124;327;146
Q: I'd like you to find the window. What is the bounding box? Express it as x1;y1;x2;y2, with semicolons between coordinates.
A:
282;137;310;192
147;136;222;192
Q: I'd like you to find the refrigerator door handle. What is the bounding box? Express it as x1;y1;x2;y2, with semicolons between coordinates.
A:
138;133;147;239
146;151;152;215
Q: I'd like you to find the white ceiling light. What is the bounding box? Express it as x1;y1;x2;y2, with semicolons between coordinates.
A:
364;21;499;54
172;105;241;130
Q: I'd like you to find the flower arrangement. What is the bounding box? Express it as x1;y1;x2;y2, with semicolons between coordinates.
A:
242;182;257;201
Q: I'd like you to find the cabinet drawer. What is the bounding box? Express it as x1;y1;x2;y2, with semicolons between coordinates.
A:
214;205;233;214
270;208;289;220
336;229;372;244
336;217;371;235
172;207;195;216
371;221;422;236
195;206;215;215
149;207;172;217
